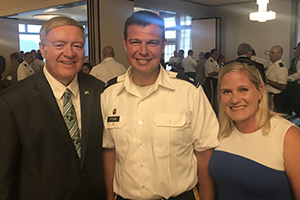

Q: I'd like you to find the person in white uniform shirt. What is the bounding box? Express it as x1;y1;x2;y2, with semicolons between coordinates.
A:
90;46;126;83
31;49;44;72
17;52;35;81
182;49;197;79
265;45;288;111
102;11;219;200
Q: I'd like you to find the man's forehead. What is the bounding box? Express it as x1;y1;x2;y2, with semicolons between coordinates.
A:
127;24;162;36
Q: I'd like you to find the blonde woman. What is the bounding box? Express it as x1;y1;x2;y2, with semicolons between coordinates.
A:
209;60;300;200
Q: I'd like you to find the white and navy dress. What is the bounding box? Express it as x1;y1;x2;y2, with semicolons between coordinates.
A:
209;116;294;200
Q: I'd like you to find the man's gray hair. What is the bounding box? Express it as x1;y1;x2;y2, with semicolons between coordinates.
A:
237;43;252;56
40;16;85;45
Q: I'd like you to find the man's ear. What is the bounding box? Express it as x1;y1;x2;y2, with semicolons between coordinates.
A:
39;42;46;58
123;37;128;52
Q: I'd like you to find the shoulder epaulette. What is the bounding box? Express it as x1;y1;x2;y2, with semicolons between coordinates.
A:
175;73;200;88
103;76;118;92
279;62;284;67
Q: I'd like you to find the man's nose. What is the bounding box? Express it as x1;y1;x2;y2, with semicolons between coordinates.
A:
139;43;148;55
64;45;75;57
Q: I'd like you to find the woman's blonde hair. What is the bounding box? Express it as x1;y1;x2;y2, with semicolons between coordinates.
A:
217;61;276;139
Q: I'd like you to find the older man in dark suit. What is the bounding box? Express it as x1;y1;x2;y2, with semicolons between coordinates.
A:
0;16;105;199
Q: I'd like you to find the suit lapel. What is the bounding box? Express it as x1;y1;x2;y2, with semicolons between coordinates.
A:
78;73;93;168
33;70;79;158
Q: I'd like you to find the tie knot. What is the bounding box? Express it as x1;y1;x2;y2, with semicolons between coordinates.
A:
64;88;72;100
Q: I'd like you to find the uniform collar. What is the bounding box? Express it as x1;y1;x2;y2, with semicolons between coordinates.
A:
116;65;175;96
273;59;282;65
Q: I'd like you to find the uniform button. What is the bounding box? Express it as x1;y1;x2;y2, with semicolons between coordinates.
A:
139;120;142;124
139;100;143;104
140;164;143;167
167;120;171;124
82;173;86;177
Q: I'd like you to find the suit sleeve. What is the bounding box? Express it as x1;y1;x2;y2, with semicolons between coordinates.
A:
0;95;21;200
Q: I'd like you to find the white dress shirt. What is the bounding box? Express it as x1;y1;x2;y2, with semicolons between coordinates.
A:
182;55;197;73
43;66;82;135
90;57;126;83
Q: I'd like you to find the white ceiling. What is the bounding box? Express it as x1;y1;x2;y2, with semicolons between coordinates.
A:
9;0;255;22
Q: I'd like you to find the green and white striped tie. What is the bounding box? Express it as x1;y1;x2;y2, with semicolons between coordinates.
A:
63;88;81;158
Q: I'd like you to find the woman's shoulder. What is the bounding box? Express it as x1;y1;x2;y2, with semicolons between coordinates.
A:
270;115;294;128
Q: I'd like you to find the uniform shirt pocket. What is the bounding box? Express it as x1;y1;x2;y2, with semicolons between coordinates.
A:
153;113;191;156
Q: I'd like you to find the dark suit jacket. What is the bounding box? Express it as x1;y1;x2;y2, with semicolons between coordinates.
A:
236;56;266;83
0;69;106;200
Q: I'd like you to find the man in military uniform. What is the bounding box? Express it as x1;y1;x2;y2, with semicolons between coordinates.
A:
102;11;219;200
17;52;35;81
265;45;288;112
31;49;44;72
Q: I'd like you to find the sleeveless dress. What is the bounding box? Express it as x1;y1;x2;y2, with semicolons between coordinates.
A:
209;116;294;200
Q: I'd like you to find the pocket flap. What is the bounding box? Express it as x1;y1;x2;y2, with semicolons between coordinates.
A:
154;113;186;127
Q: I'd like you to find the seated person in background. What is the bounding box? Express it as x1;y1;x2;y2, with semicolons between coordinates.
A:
209;60;300;200
81;62;93;74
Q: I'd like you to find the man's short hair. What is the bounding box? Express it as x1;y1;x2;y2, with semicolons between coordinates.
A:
187;50;193;56
124;11;165;41
273;45;283;55
10;52;19;60
24;52;32;58
103;46;114;57
204;52;211;59
40;16;85;45
237;43;252;56
210;49;219;54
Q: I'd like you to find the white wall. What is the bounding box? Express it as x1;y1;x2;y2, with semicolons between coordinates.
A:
99;0;133;68
214;0;293;66
0;18;20;68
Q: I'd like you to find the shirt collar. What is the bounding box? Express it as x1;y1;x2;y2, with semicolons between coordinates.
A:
43;65;79;100
117;64;174;96
273;59;282;66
